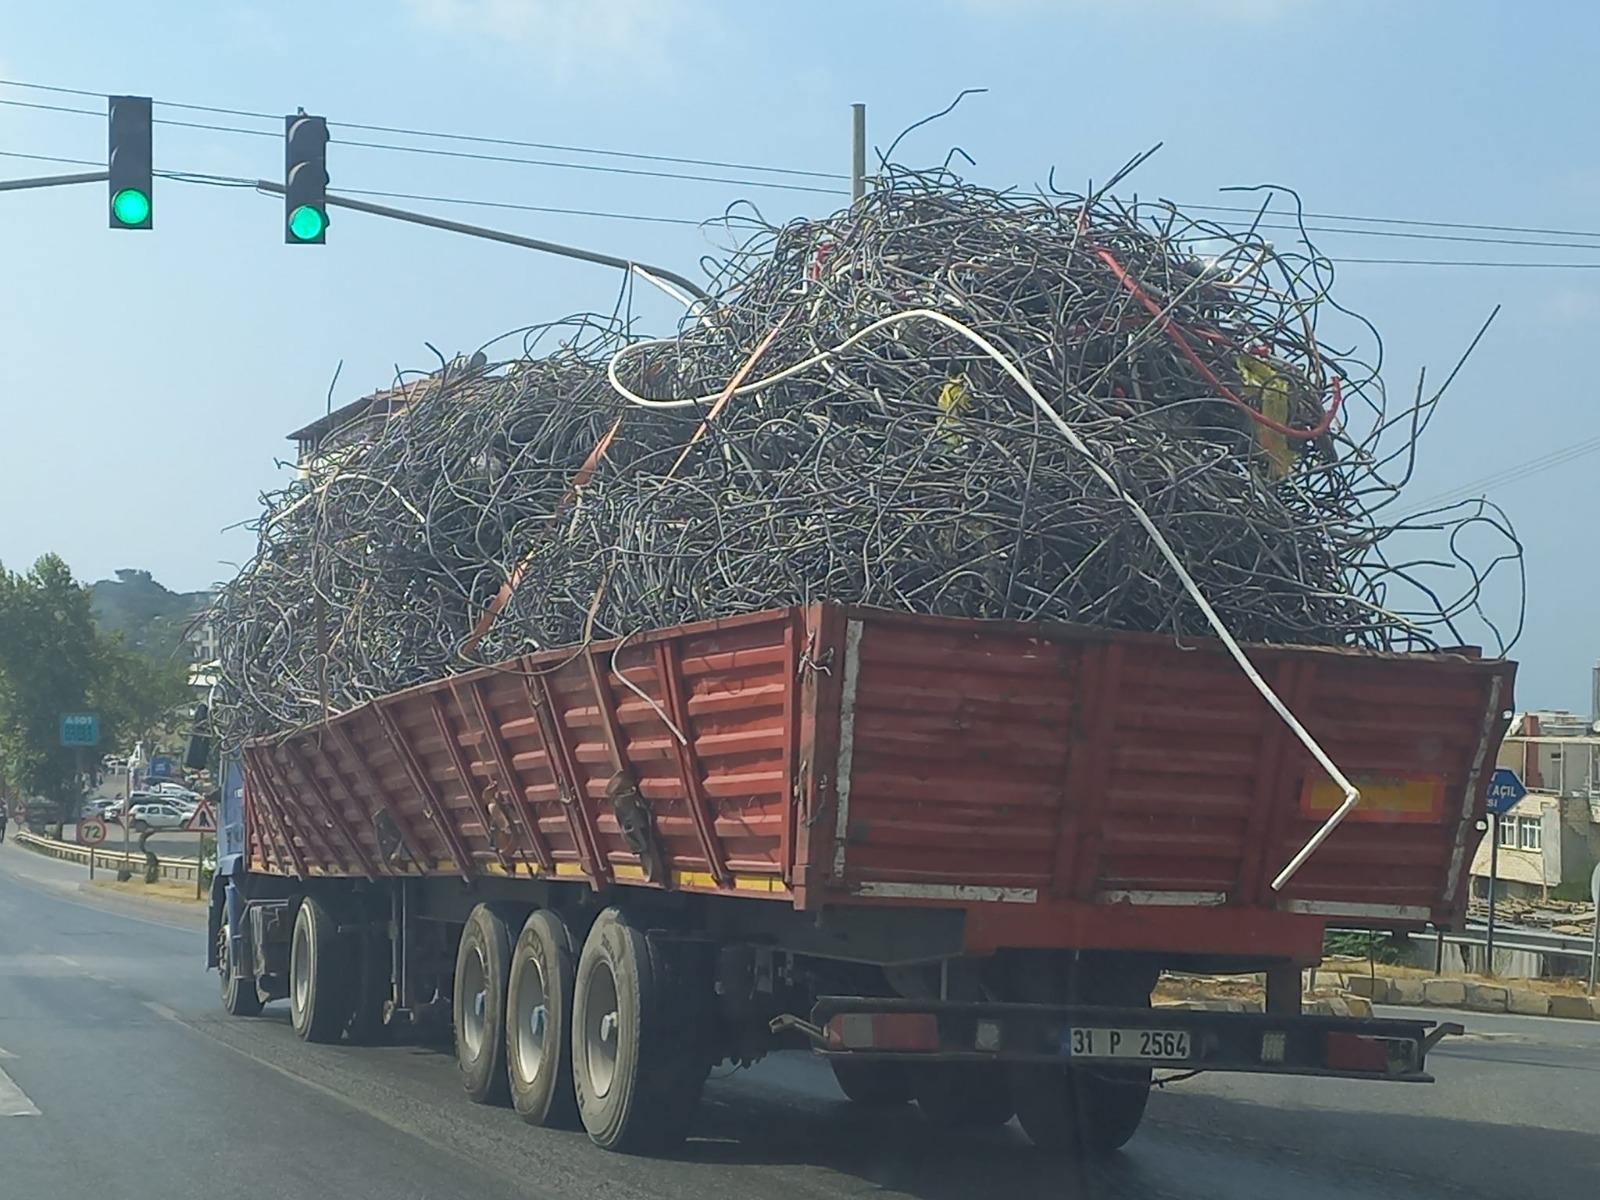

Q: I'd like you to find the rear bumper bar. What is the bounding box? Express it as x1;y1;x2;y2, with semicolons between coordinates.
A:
771;996;1460;1083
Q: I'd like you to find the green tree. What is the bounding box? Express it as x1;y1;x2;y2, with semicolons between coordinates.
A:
0;555;193;825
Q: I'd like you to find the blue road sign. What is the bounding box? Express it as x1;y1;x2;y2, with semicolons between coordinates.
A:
148;756;174;780
59;713;99;747
1486;767;1526;817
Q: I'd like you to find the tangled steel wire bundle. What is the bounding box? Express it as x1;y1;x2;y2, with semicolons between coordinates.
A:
212;164;1521;744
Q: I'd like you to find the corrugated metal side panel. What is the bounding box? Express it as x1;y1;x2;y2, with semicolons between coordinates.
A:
1089;642;1269;897
831;615;1079;891
821;607;1513;929
1257;652;1509;925
245;609;798;894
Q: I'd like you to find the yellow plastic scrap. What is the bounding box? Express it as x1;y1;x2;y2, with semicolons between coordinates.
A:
1236;354;1296;480
936;374;971;447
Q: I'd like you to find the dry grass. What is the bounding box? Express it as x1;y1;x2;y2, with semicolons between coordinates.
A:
88;878;204;905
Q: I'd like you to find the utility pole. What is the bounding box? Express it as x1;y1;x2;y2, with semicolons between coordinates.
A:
851;103;867;203
1485;813;1500;976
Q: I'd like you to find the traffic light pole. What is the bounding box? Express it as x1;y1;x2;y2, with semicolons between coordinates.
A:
253;179;711;304
0;170;109;193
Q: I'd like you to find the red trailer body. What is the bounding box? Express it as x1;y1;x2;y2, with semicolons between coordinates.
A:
240;603;1513;965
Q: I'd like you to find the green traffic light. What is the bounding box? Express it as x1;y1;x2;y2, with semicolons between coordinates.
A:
111;188;151;227
288;205;327;241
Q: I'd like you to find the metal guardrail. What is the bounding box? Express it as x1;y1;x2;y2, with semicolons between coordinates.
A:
1446;920;1594;958
14;830;206;883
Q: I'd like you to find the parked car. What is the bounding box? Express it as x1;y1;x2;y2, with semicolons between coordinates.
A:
80;798;118;820
128;802;188;832
148;782;199;802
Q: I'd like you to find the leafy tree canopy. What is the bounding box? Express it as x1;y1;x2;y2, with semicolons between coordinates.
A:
0;556;194;820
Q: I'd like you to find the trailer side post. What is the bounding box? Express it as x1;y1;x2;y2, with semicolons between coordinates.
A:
1265;963;1302;1015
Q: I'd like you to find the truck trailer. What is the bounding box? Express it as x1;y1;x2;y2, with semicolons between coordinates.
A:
206;601;1513;1155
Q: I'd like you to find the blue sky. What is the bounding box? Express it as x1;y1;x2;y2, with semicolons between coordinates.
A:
1;0;1595;709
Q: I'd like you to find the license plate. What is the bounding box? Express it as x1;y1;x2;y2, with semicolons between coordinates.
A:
1064;1027;1191;1060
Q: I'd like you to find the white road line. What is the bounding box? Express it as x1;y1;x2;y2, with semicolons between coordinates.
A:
0;1044;15;1060
143;1001;180;1022
0;1065;40;1117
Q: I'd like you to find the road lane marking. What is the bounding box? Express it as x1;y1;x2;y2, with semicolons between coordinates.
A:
143;1001;181;1022
0;1065;40;1116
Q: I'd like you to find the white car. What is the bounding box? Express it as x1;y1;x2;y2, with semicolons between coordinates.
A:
148;782;200;801
128;802;189;832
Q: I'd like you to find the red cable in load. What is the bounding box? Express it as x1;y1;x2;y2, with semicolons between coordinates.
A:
1093;246;1341;440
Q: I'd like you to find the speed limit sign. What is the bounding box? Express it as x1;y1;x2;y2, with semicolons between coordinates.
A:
77;818;109;847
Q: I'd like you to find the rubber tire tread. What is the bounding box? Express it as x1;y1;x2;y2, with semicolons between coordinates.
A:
290;897;350;1044
454;903;517;1105
572;907;711;1153
219;925;263;1018
913;1063;1015;1128
1011;1064;1151;1157
505;909;580;1128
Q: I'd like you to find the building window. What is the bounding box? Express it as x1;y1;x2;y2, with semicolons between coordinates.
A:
1517;816;1542;852
1498;817;1518;848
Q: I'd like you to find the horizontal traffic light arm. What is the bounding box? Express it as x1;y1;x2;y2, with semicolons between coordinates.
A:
0;170;109;193
253;178;710;303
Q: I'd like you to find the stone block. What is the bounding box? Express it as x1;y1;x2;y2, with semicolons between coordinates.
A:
1463;983;1509;1013
1505;989;1549;1016
1342;995;1374;1018
1344;975;1390;1001
1422;979;1467;1007
1548;995;1596;1021
1389;978;1426;1006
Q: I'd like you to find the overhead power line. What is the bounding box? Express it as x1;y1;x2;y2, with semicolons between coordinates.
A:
0;76;847;183
12;141;1600;266
1401;434;1600;514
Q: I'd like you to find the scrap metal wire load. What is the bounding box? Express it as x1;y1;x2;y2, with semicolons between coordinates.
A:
212;165;1520;745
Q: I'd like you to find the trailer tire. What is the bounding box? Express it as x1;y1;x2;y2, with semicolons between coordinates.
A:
830;1060;914;1107
572;907;711;1153
506;909;580;1128
1010;1064;1151;1157
218;924;262;1018
455;903;516;1105
290;897;351;1043
914;1063;1014;1128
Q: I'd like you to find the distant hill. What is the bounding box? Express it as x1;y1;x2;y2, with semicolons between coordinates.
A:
90;569;212;663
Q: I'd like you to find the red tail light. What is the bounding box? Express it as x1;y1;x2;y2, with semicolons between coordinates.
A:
1324;1032;1394;1074
826;1013;941;1052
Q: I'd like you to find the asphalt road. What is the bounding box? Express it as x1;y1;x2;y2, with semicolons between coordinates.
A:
2;839;1597;1200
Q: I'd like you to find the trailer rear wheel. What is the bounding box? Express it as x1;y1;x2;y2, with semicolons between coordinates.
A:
218;924;262;1018
455;903;516;1105
913;1063;1014;1128
506;909;579;1128
830;1060;914;1107
572;907;711;1153
1010;1064;1151;1157
290;898;350;1043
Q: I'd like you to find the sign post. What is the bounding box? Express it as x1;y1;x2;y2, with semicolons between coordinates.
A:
125;742;147;877
183;800;217;900
1588;862;1600;997
77;817;108;880
59;713;99;841
1484;768;1527;978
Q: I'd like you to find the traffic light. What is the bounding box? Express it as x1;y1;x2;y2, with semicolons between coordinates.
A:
284;113;329;244
107;95;153;230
